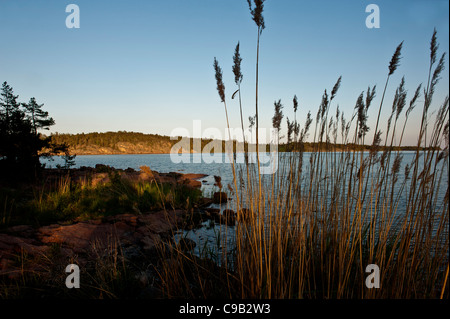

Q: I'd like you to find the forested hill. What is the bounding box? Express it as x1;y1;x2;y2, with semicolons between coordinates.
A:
48;131;436;155
49;131;197;155
49;131;249;155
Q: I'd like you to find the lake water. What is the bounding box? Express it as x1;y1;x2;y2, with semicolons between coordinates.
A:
41;151;448;201
41;151;448;260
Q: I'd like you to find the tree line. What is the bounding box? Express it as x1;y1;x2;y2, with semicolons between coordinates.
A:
49;131;436;155
0;81;68;180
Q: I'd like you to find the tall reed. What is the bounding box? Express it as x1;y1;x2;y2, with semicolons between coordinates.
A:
159;15;448;300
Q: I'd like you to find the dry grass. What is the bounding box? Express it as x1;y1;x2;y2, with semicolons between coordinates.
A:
158;25;449;299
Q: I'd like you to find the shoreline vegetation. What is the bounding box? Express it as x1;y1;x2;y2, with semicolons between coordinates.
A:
1;1;449;300
0;165;236;298
47;131;439;156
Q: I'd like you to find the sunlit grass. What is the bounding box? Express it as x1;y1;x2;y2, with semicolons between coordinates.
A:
158;21;449;299
0;171;202;227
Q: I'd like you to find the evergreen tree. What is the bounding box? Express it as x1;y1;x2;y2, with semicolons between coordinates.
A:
0;81;65;180
23;97;55;135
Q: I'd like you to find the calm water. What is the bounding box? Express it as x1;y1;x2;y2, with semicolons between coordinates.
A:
43;153;235;176
41;151;448;259
41;151;448;199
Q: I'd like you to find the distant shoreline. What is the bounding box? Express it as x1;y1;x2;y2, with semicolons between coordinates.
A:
53;149;435;156
46;131;440;156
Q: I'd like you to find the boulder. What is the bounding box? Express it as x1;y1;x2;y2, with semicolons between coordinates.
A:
221;215;236;227
237;208;252;223
179;173;207;189
204;208;221;222
213;176;222;189
213;192;228;204
182;178;202;188
222;209;235;218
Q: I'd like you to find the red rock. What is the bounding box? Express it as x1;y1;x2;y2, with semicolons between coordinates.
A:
6;225;34;233
183;179;202;188
0;232;49;268
180;174;208;189
113;221;134;233
109;214;138;227
137;210;180;234
182;173;208;180
0;208;190;279
213;192;228;203
37;222;125;253
222;209;235;218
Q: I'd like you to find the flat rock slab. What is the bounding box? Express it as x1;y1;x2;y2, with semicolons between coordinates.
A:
38;222;129;253
181;174;208;180
0;210;188;278
37;210;185;253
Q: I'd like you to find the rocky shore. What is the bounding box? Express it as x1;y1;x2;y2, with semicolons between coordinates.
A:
0;165;242;298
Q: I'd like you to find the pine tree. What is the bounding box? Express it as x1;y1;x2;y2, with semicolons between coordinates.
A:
0;82;64;180
23;97;55;135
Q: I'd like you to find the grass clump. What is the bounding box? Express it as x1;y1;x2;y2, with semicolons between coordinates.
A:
0;170;202;228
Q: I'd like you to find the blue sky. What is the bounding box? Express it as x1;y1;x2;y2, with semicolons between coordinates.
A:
1;0;448;146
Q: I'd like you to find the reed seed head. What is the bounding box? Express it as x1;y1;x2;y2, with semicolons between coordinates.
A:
213;57;226;103
232;42;243;85
392;153;403;179
365;85;376;110
330;76;342;101
389;41;403;75
293;95;298;113
432;53;446;87
404;164;410;180
355;92;369;139
425;52;446;112
247;0;266;32
430;28;439;66
406;84;422;117
286;117;294;143
318;90;329;120
370;129;382;158
395;77;407;120
272;99;284;131
300;111;312;142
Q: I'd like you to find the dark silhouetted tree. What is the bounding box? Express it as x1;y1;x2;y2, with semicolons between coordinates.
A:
23;97;55;136
0;81;65;180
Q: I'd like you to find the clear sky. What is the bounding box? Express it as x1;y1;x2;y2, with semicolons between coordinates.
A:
1;0;448;146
